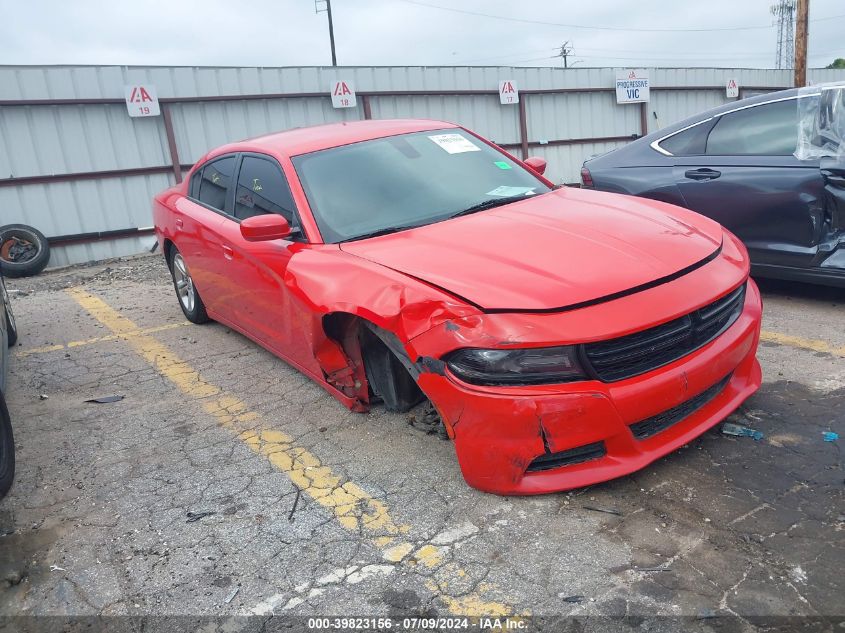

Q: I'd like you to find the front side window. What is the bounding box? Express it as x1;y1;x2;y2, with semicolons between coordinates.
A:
196;156;235;211
234;156;298;224
292;129;551;243
706;99;798;156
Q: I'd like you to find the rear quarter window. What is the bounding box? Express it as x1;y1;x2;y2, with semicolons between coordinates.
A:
196;156;236;212
658;123;710;156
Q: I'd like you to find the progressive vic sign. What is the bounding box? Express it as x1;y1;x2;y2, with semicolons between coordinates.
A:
615;70;650;104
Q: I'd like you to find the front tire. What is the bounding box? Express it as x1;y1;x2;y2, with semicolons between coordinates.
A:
168;248;209;324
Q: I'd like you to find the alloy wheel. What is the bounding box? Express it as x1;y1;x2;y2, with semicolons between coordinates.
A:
172;254;196;313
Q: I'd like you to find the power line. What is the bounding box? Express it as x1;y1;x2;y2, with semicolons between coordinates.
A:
396;0;845;33
451;47;559;64
457;45;844;62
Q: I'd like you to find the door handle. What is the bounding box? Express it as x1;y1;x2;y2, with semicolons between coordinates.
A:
222;245;234;260
175;218;184;230
684;168;721;181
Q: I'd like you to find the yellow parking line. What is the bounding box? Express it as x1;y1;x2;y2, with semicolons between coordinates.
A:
16;322;191;358
759;330;845;358
66;288;512;617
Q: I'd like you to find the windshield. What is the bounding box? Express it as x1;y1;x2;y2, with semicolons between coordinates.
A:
292;129;552;243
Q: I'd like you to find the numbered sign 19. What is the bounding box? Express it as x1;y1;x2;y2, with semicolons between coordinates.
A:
124;84;161;117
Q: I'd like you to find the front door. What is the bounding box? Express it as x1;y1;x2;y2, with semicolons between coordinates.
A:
215;154;318;372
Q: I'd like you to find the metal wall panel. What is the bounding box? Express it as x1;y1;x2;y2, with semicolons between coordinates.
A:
648;89;730;133
526;91;639;140
368;95;519;145
2;64;844;267
1;173;166;233
0;172;168;266
0;104;170;178
7;65;837;101
169;97;361;164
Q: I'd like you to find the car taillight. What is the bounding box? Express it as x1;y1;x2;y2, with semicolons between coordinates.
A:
580;167;594;187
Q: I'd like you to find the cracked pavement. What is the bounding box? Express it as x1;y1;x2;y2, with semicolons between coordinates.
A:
0;255;842;628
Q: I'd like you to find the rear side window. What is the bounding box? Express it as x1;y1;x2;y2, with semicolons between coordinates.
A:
197;156;236;211
234;156;298;225
706;99;798;156
658;123;710;156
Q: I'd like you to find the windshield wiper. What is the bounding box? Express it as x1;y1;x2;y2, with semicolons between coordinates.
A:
448;196;525;219
340;196;527;242
340;223;426;243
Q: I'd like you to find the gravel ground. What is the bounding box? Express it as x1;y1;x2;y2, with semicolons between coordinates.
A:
0;255;842;632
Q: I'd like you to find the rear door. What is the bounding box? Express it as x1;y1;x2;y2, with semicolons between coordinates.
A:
178;155;238;313
671;97;824;268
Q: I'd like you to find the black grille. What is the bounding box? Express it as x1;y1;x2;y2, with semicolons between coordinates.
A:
629;373;732;440
526;441;606;473
583;283;746;382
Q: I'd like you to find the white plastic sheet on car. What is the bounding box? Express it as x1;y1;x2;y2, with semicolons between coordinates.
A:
795;82;845;161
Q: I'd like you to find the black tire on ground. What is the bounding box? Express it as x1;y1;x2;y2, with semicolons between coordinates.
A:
0;394;15;499
360;327;424;412
0;224;50;278
168;246;210;324
1;277;16;347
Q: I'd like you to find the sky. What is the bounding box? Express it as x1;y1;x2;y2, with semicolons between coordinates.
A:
1;0;843;69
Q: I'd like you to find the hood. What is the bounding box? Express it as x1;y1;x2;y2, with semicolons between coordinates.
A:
340;188;723;312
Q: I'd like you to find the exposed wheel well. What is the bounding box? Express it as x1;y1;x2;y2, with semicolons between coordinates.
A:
321;312;424;413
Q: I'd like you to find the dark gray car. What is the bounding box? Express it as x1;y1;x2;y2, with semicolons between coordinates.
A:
581;88;845;287
0;272;16;498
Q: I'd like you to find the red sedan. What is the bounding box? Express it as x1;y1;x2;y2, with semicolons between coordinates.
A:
153;119;762;495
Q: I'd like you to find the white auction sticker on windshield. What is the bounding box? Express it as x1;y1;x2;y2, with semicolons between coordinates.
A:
428;133;481;154
486;186;535;197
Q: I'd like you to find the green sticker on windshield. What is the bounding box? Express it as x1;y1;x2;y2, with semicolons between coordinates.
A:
494;161;512;170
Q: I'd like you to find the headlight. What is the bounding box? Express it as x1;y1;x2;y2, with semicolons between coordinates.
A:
443;346;587;386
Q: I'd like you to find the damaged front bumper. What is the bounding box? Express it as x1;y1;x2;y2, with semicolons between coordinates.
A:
409;271;763;495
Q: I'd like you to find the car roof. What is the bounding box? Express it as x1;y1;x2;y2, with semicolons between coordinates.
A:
208;119;459;160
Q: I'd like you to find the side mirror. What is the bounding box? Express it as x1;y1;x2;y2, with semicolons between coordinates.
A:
240;214;292;241
524;156;547;176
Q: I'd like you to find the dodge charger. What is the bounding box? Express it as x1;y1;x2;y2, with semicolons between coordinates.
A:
153;119;762;495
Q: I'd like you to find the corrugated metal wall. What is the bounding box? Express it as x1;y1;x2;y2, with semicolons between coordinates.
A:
2;65;844;267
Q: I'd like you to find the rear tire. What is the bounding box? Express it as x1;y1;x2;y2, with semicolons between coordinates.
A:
2;277;17;347
360;327;424;412
0;224;50;278
0;394;15;499
168;248;209;324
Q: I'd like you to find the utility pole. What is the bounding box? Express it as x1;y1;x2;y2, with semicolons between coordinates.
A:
557;42;573;68
794;0;809;86
315;0;338;66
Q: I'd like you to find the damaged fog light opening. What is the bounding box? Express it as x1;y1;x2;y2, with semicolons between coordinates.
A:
443;346;587;386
